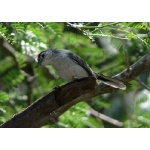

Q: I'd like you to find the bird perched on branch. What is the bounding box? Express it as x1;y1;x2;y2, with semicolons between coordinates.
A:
36;49;126;90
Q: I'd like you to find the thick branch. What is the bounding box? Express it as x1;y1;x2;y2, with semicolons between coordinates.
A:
1;52;150;128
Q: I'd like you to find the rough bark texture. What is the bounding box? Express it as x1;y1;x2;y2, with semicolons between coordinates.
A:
1;52;150;128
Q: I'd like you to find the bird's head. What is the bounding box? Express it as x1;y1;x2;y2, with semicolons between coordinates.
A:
35;50;53;68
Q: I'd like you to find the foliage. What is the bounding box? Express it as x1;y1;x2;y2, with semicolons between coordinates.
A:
0;22;150;128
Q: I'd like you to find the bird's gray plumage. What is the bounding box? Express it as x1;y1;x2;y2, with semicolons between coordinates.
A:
36;49;126;90
67;52;94;77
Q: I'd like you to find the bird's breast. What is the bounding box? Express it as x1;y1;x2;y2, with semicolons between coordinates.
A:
51;57;89;81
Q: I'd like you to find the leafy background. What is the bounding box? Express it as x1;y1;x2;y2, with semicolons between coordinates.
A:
0;22;150;127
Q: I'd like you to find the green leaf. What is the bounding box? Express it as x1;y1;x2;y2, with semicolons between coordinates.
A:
0;108;6;116
0;91;9;102
126;32;137;40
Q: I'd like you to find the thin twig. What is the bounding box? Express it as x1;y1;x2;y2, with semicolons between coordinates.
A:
113;33;148;38
67;22;120;29
67;22;83;29
88;34;127;40
82;22;120;29
123;46;131;72
89;108;124;127
134;78;150;91
110;28;149;48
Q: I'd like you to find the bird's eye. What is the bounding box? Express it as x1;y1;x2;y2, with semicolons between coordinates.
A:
41;53;45;58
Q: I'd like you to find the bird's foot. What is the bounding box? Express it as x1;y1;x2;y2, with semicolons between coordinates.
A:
53;85;60;90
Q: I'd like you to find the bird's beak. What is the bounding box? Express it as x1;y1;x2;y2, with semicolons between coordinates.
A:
35;61;41;68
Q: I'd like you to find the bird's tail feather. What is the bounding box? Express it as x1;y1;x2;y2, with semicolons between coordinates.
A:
96;73;126;90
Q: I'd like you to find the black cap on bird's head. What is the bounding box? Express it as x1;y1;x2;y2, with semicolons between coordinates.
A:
35;51;46;68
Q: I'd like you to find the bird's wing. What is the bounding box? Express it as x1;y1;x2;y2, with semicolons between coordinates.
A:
67;51;126;90
67;52;94;76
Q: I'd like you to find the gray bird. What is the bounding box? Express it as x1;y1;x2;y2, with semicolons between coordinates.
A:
36;49;126;90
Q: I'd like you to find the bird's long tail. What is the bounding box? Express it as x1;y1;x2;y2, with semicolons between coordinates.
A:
96;73;126;90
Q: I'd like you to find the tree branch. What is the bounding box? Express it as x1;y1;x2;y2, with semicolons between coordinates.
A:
1;52;150;128
134;77;150;91
89;108;124;127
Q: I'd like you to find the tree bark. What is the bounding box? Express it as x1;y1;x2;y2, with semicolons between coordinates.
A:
1;52;150;128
